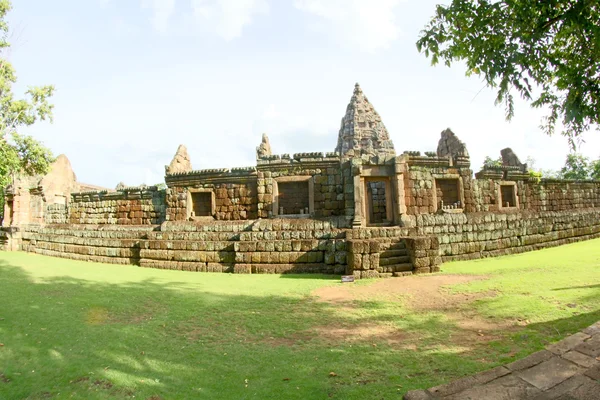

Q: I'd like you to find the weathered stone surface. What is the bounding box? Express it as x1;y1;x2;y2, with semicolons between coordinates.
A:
406;322;600;400
501;147;524;167
444;375;540;400
533;375;595;400
403;390;433;400
436;128;469;159
506;350;554;371
573;334;600;358
428;366;511;397
39;154;80;203
166;144;192;174
547;332;591;355
256;133;272;159
562;351;599;369
517;357;583;391
336;83;395;159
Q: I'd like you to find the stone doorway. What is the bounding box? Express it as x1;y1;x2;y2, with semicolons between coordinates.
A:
364;178;393;226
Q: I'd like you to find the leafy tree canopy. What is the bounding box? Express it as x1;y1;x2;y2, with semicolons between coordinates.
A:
560;153;592;180
0;0;55;219
417;0;600;145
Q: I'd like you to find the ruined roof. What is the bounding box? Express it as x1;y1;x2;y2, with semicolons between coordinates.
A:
166;145;192;175
335;83;395;159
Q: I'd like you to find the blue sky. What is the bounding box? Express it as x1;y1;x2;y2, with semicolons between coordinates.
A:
9;0;600;188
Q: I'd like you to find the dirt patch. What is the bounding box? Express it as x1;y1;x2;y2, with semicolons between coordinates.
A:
313;274;491;310
313;322;408;345
0;373;10;383
93;379;113;390
86;300;161;326
312;274;513;346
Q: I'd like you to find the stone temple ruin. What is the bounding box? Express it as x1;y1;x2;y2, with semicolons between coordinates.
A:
2;83;600;278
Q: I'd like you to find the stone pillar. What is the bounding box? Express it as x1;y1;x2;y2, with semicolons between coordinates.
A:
352;174;363;227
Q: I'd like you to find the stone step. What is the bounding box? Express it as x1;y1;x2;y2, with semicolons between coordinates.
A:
389;263;414;272
379;249;409;258
380;256;411;266
380;241;407;250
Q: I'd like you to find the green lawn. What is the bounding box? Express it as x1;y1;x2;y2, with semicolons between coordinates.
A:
1;239;600;399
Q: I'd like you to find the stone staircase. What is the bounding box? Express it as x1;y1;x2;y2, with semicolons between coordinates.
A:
378;240;414;276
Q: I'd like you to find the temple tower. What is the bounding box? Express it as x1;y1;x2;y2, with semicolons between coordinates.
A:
335;83;395;159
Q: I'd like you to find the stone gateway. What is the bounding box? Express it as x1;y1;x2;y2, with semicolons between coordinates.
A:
2;84;600;278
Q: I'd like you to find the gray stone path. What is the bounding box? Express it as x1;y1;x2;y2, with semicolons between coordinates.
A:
404;322;600;400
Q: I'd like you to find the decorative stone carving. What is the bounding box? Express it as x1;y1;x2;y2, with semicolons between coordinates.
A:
501;148;523;167
115;182;126;191
437;128;469;159
336;83;395;160
166;145;192;174
256;133;272;159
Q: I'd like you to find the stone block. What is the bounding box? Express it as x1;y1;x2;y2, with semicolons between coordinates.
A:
516;357;583;391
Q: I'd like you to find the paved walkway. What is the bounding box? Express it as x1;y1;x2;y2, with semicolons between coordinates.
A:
404;321;600;400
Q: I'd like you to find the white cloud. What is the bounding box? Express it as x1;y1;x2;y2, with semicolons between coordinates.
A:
191;0;269;41
294;0;403;52
141;0;177;33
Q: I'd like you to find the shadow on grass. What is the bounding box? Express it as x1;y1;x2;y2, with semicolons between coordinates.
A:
553;284;600;291
0;258;599;400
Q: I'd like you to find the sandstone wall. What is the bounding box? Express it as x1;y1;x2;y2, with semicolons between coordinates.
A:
139;219;348;274
68;187;166;225
45;204;68;224
518;180;600;211
165;168;259;221
19;225;155;264
256;153;346;219
403;162;475;215
402;155;600;216
412;209;600;262
165;183;258;221
16;218;351;275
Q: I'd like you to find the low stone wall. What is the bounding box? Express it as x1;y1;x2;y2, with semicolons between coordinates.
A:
15;219;350;275
19;225;156;265
6;208;600;277
139;218;349;274
412;208;600;262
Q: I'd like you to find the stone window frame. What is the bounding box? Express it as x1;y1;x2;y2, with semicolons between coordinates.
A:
273;176;314;217
498;181;519;210
432;174;465;213
187;188;216;220
362;176;394;226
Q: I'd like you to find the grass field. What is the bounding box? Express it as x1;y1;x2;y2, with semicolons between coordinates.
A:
1;239;600;399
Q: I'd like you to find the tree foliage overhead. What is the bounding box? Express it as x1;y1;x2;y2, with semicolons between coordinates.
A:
560;153;593;180
417;0;600;145
0;0;55;218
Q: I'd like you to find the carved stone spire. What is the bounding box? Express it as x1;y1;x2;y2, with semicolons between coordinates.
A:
437;128;469;159
335;83;395;159
166;145;192;174
256;133;272;159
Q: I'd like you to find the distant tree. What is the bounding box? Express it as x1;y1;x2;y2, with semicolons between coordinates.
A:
482;155;502;169
525;156;561;180
0;0;55;221
591;159;600;180
417;1;600;146
559;153;591;180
